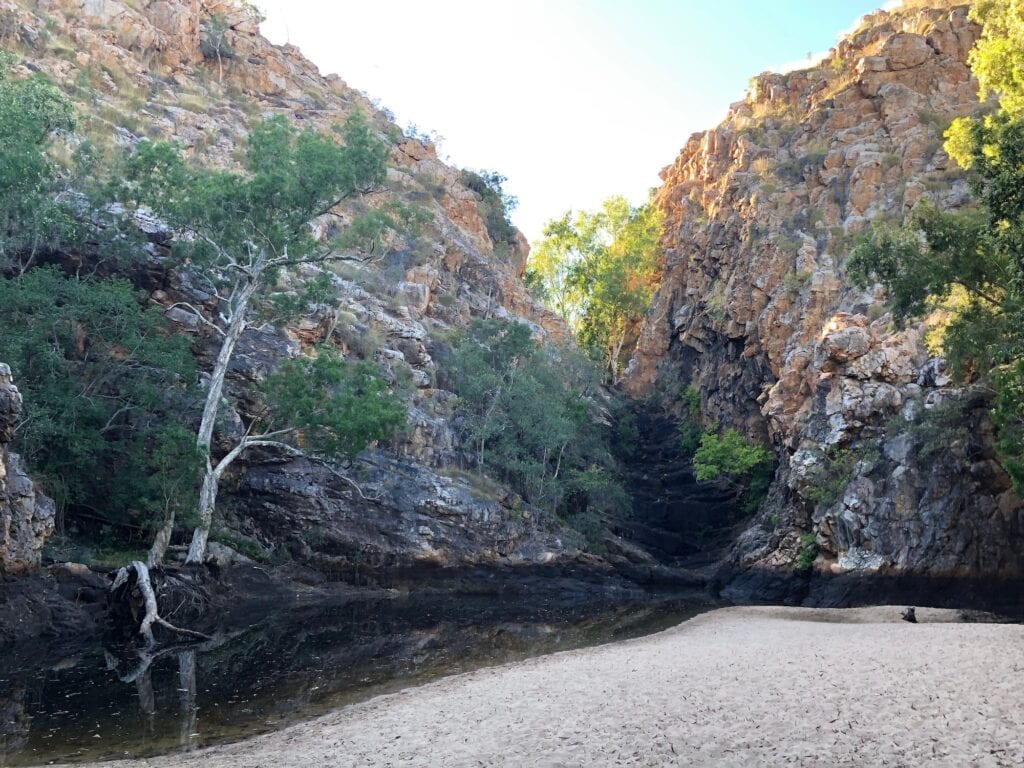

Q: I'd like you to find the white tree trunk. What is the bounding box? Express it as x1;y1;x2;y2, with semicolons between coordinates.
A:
186;463;220;564
185;276;259;565
148;508;174;567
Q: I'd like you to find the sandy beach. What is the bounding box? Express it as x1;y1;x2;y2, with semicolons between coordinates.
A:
64;605;1024;767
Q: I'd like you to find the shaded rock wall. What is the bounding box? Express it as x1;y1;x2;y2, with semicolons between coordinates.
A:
0;364;55;571
626;2;1024;587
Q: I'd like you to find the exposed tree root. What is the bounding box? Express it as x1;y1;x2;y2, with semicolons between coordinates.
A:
110;561;212;647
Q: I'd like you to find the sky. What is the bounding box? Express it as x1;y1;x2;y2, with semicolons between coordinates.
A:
258;1;888;244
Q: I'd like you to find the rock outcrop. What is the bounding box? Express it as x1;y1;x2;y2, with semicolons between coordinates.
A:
0;0;573;571
0;364;55;571
626;2;1024;594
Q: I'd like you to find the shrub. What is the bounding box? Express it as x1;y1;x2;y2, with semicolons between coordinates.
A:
0;268;200;539
705;282;726;325
782;270;812;294
677;386;702;456
796;532;818;570
444;318;629;543
904;397;972;461
460;169;519;253
262;349;407;462
805;446;857;505
693;429;774;513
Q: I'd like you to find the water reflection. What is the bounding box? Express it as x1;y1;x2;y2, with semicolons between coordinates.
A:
0;592;704;766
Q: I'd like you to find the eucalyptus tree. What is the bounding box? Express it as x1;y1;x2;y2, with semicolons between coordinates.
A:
529;197;663;382
117;113;410;564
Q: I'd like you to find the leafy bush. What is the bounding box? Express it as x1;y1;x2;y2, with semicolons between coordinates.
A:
677;386;702;457
443;318;629;546
693;429;773;513
805;446;857;505
796;532;818;570
262;348;407;462
904;397;972;461
460;169;519;253
0;267;200;538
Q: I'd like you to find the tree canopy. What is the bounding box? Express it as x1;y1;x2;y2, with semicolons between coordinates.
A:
0;52;73;272
443;318;630;546
0;56;200;548
115;111;412;564
0;268;200;540
527;196;663;382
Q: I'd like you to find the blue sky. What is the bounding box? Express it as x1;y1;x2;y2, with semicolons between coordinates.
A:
259;1;887;242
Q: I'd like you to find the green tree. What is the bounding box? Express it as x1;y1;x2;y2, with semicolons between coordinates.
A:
444;319;629;545
0;52;73;273
964;0;1024;117
848;2;1024;492
115;112;410;564
261;350;406;463
0;267;200;540
528;197;663;382
0;55;198;547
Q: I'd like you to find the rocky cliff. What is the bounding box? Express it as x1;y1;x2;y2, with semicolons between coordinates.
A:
0;0;579;571
0;364;55;571
626;1;1024;600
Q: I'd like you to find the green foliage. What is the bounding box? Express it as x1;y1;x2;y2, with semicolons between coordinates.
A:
336;199;432;257
693;429;773;513
796;532;818;570
461;169;518;253
200;13;233;63
117;111;389;274
847;9;1024;491
966;0;1024;117
682;386;701;415
529;198;663;381
782;270;812;294
848;205;1007;332
805;446;857;505
0;52;78;271
677;386;702;457
903;398;972;462
0;267;200;536
262;348;406;461
444;318;629;546
705;281;727;324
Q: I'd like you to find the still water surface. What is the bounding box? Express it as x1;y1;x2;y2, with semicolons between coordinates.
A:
1;592;704;765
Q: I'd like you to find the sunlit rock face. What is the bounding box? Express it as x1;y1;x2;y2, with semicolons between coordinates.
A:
0;365;55;572
626;2;1024;586
0;0;570;570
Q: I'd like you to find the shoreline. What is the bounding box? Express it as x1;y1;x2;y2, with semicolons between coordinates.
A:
54;604;1024;767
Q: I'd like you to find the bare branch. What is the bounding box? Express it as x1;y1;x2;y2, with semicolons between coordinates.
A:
165;302;226;337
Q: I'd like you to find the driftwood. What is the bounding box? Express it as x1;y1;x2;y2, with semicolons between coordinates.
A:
110;561;212;647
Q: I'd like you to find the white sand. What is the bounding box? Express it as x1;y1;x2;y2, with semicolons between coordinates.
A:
69;605;1024;767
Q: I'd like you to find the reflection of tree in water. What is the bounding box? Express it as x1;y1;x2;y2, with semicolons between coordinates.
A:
104;636;232;751
177;650;198;751
1;593;702;764
0;684;31;760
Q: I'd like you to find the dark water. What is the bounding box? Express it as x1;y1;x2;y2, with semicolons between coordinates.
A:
0;592;705;766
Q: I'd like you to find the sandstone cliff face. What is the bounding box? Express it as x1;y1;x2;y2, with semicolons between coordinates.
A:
0;0;573;569
626;3;1024;586
0;364;55;571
